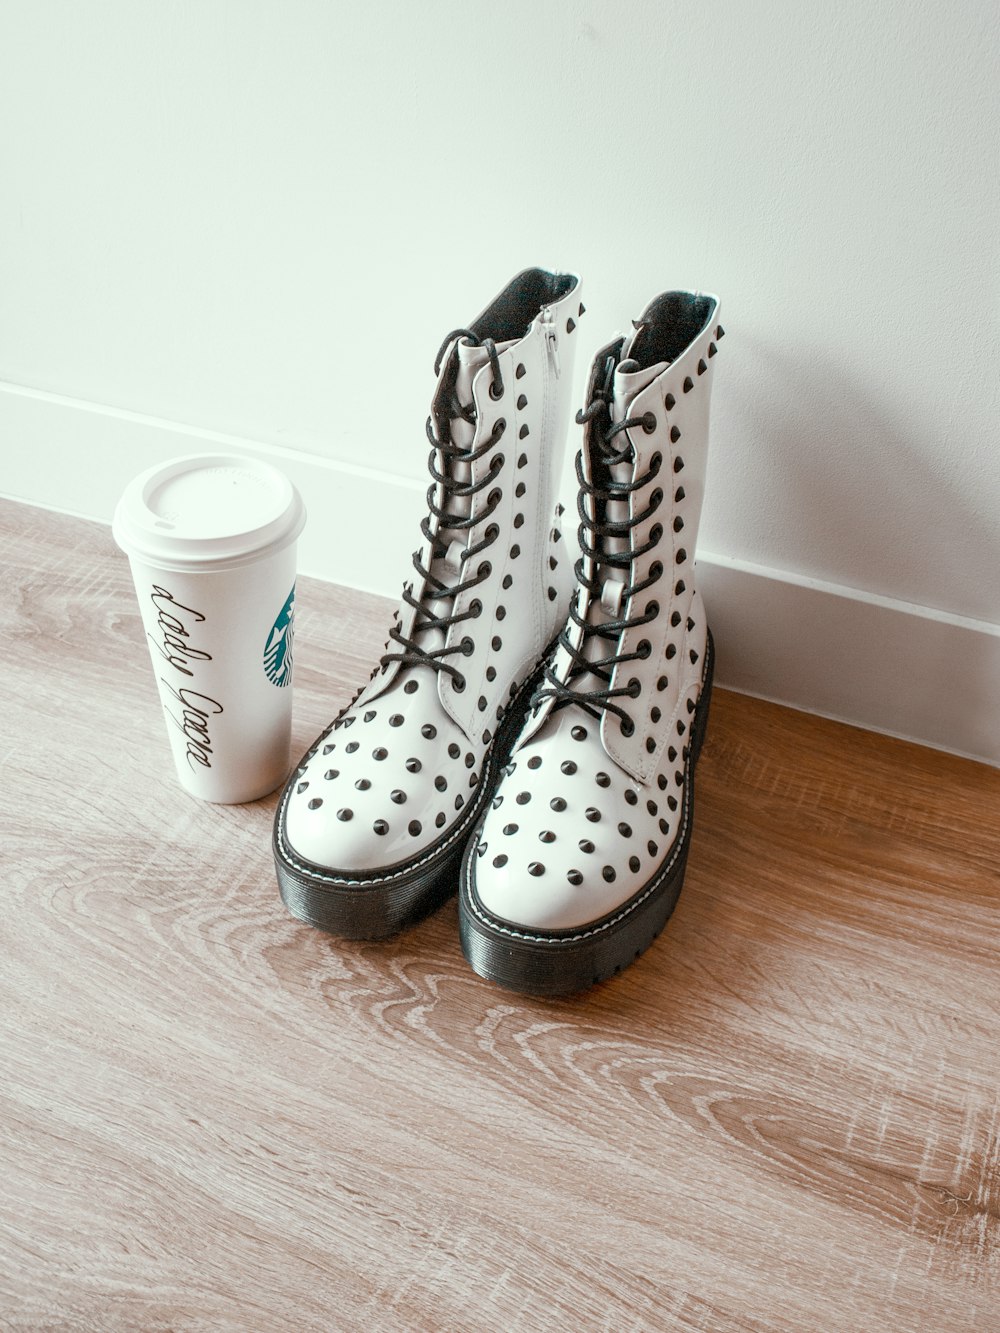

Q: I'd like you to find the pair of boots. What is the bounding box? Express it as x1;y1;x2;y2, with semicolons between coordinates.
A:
273;268;722;996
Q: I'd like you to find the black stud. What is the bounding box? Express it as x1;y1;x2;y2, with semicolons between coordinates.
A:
336;806;353;820
618;821;632;837
322;744;334;756
435;775;448;791
566;318;575;333
629;856;641;873
708;341;717;358
390;789;406;804
579;302;585;316
529;861;546;876
516;791;531;805
561;760;577;775
697;358;707;375
650;707;661;724
353;776;369;789
550;796;566;812
465;751;475;768
571;725;588;742
579;838;595;854
325;769;340;781
666;644;677;659
308;798;323;810
670;425;681;443
664;392;676;410
493;853;508;867
646;737;656;753
659;818;669;835
478;695;487;712
516;394;527;410
595;772;610;788
515;363;526;379
539;830;556;844
373;746;388;760
374;819;389;835
405;757;421;774
667;795;678;811
513;514;523;530
519;424;529;439
674;456;684;473
296;781;309;794
647;840;658;856
510;544;520;559
675;486;685;502
602;866;616;882
624;789;638;806
389;714;403;727
716;324;725;339
547;586;557;601
674;516;684;533
517;452;528;468
503;823;518;835
345;741;359;754
528;755;542;770
585;807;601;823
567;869;583;885
408;820;422;836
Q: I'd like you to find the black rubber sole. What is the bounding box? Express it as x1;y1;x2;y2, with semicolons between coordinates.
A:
273;651;552;939
457;632;714;996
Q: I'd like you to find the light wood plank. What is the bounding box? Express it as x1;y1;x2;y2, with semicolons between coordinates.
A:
2;498;998;1332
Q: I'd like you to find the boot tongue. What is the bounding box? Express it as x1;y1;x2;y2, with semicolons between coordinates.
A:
583;356;668;641
415;338;512;656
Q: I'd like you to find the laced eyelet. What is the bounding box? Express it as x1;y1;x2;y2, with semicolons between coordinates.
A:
492;422;506;442
642;412;656;434
484;523;500;543
650;452;662;473
646;601;659;618
628;677;641;698
637;639;651;659
487;487;502;509
650;488;663;509
650;560;663;580
492;451;505;473
454;673;467;691
489;380;504;401
460;636;474;656
650;523;663;543
620;716;635;737
469;599;483;618
478;560;492;579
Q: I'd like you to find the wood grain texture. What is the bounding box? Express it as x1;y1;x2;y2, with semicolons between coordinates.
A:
1;496;998;1332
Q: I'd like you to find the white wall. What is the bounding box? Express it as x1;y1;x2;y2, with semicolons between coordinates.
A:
3;1;999;762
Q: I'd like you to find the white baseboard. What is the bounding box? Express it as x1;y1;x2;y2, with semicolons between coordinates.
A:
4;379;998;767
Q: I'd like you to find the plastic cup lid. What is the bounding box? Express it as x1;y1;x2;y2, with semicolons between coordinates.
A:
112;453;306;571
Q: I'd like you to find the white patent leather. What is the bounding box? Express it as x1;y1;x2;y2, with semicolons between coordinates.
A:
282;271;581;876
471;294;720;930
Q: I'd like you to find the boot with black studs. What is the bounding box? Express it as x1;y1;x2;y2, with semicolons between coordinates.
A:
458;291;722;994
274;268;583;938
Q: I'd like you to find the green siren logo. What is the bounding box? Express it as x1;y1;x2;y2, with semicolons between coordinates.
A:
264;583;295;687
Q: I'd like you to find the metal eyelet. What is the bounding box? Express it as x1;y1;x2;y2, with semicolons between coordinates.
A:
454;672;467;691
650;452;662;473
650;523;663;543
478;560;492;579
628;677;641;698
469;599;483;618
650;488;664;509
620;716;635;737
650;560;664;580
489;379;504;400
642;412;656;434
637;639;651;659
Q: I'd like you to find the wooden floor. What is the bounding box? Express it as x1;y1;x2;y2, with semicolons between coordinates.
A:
2;497;999;1332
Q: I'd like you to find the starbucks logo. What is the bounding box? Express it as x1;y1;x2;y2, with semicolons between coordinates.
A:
264;583;295;687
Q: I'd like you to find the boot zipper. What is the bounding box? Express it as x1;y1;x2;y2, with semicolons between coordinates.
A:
541;307;561;378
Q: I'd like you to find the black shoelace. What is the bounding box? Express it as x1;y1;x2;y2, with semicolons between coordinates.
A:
531;355;665;735
380;329;507;690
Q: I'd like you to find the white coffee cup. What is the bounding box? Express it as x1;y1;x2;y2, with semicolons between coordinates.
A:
113;453;306;803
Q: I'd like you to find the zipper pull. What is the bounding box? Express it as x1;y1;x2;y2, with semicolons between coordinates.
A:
541;308;561;378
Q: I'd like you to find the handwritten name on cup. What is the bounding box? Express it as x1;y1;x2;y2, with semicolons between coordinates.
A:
149;585;223;771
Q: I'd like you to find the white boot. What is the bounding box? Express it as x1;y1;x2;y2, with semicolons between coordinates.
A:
274;268;583;937
459;291;723;993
